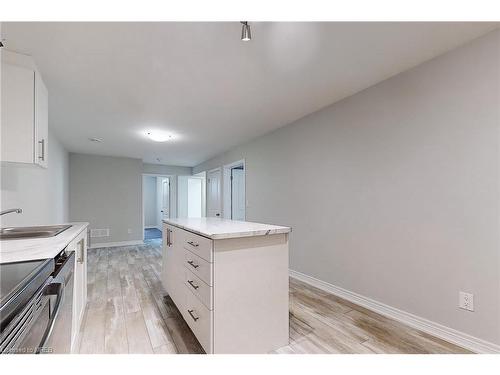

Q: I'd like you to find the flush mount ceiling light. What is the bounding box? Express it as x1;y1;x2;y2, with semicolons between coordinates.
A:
240;21;251;41
147;131;173;142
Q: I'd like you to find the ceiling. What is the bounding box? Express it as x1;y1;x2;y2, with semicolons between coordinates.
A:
2;22;498;166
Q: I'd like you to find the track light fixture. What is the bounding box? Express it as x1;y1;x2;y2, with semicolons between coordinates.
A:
240;21;251;41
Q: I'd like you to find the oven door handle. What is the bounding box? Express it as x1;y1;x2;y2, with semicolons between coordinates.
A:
36;281;65;354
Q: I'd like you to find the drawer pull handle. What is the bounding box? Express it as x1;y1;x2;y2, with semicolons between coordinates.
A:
187;309;199;321
187;241;199;247
187;280;199;290
38;139;45;161
187;260;199;269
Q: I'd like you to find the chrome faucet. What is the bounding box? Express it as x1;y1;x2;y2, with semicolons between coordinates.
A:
0;208;23;216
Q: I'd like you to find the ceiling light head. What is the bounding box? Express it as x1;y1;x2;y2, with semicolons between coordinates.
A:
146;131;173;142
89;137;102;143
240;21;251;42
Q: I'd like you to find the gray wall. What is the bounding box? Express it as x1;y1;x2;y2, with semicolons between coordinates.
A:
143;176;157;227
143;163;192;176
194;31;500;345
69;153;143;244
1;130;69;227
69;155;192;244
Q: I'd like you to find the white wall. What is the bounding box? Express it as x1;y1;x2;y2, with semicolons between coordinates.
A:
143;176;157;227
177;175;189;218
1;130;69;226
188;178;202;218
178;176;203;218
194;31;500;345
194;171;207;217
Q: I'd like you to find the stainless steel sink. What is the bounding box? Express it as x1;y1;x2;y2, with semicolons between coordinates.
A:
0;225;72;240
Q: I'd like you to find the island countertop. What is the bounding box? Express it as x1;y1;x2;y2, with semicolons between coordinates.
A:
0;222;89;264
163;217;291;240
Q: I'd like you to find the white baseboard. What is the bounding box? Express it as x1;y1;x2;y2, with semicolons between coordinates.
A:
89;240;144;249
289;269;500;354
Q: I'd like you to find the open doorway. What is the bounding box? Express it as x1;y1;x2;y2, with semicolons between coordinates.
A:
142;174;170;241
223;160;246;221
178;175;205;218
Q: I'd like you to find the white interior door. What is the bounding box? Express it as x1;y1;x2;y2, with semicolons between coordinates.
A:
231;168;245;221
207;169;221;217
161;178;170;221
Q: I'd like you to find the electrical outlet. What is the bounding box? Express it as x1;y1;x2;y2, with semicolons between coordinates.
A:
459;291;474;311
127;228;132;234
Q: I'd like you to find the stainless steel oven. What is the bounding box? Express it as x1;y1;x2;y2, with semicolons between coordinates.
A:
0;250;75;354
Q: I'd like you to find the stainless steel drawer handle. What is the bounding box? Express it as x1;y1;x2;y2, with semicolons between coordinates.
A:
187;280;199;290
38;139;45;161
187;241;199;247
187;260;199;269
166;228;172;247
187;309;199;322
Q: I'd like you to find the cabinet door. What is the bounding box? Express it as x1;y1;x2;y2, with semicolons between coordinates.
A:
0;63;35;163
162;225;184;310
71;231;88;352
163;224;176;294
162;226;170;290
35;73;48;168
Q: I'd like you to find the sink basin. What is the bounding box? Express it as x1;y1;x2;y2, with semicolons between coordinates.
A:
0;225;72;240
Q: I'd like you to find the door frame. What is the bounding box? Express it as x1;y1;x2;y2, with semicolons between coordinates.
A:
206;167;222;218
222;159;246;220
141;173;173;241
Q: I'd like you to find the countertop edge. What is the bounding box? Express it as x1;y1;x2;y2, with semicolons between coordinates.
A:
162;219;291;240
0;222;89;264
69;222;89;241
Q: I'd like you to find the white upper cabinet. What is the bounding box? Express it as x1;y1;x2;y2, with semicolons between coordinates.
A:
1;50;49;168
34;70;49;168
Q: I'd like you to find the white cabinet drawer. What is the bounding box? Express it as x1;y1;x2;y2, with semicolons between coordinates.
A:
183;285;213;353
181;230;213;262
183;248;213;286
184;268;213;310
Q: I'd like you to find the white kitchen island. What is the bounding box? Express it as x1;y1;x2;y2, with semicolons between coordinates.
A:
162;217;291;354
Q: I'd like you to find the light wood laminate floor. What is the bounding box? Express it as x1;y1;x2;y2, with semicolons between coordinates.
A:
78;241;470;354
